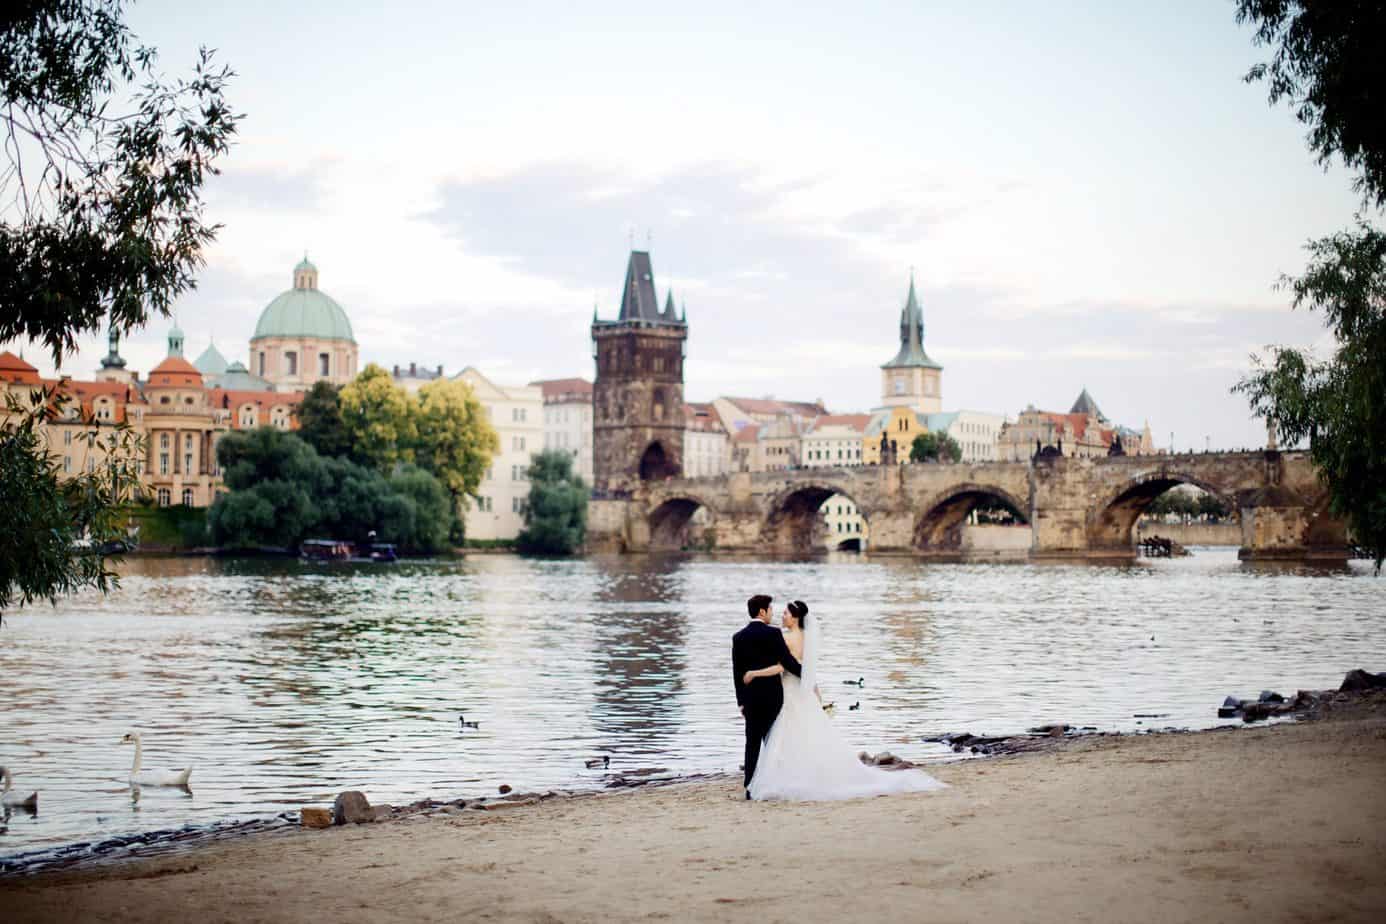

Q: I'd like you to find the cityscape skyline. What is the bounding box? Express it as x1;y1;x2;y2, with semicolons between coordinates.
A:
7;0;1364;451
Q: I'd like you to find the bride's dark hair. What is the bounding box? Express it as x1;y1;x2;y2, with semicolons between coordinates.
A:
787;600;808;625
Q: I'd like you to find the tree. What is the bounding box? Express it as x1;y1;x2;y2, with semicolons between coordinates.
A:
414;377;499;507
1;388;142;617
1232;2;1386;570
909;431;962;464
516;450;588;555
297;381;349;458
208;430;453;554
1;0;240;359
0;1;236;615
339;364;417;472
1234;221;1386;570
1237;1;1386;209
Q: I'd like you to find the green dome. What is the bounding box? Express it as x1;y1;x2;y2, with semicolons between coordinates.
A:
252;260;355;343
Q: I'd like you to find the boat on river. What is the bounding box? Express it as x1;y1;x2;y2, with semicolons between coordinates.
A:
300;539;353;561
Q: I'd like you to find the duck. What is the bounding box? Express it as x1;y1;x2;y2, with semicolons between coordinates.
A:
848;701;861;711
821;702;836;715
458;714;480;730
121;732;192;787
584;756;610;769
843;677;865;687
0;766;38;810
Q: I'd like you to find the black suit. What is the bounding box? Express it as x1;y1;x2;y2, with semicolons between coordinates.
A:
732;620;802;791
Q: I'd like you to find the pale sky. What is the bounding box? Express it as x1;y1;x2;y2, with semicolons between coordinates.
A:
14;0;1366;450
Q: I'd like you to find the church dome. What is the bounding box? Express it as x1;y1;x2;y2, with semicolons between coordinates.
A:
252;258;356;343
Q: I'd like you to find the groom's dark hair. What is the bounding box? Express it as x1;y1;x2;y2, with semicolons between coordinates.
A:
747;594;772;618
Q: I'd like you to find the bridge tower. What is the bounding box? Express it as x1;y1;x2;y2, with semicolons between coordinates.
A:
591;251;688;493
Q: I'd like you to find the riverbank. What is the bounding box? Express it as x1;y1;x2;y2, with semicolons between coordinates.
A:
5;703;1384;923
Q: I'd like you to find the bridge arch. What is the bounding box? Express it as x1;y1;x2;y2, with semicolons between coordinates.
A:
646;494;719;551
1088;470;1238;551
762;480;871;554
913;483;1030;554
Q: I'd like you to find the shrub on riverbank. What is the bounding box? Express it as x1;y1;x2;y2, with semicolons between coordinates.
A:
516;451;587;556
129;505;209;549
208;429;452;554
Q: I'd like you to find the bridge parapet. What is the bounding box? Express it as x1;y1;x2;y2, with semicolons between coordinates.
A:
585;450;1346;561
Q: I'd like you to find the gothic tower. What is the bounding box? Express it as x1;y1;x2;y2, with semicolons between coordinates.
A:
591;251;688;493
880;272;943;414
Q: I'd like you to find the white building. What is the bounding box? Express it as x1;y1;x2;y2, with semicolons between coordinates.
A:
454;367;543;541
683;402;730;477
802;414;870;468
925;410;1009;462
392;362;446;393
530;378;593;485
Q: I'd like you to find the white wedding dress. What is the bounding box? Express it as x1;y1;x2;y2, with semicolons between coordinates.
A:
748;620;947;801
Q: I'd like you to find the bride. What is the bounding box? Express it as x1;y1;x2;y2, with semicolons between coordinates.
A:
742;600;946;801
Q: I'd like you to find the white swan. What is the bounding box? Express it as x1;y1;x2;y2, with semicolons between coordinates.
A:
1;766;38;810
121;732;192;786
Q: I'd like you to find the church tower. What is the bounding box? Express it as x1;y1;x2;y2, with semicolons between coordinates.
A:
880;272;943;414
591;251;688;493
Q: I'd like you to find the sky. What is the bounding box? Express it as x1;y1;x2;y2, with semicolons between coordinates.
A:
12;0;1368;450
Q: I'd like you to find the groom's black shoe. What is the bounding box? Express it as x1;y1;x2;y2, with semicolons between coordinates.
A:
745;790;752;801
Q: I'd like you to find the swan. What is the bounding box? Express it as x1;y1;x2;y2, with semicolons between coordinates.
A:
0;766;38;810
121;732;192;786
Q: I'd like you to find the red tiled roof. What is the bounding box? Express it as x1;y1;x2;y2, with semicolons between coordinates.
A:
529;378;592;403
722;396;827;418
809;413;872;432
0;350;41;384
210;388;304;430
732;423;762;444
683;402;726;432
147;355;203;388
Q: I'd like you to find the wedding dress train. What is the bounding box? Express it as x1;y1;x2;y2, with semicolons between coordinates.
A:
748;622;946;802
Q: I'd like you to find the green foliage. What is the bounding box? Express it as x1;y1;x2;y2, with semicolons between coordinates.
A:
339;364;417;472
1236;1;1386;209
909;431;962;464
516;450;588;556
1145;489;1231;523
207;429;452;554
1234;221;1386;570
0;0;240;361
414;378;499;503
297;382;349;458
127;504;208;548
1;388;143;617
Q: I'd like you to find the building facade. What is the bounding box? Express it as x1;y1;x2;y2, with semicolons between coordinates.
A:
456;367;543;540
1;326;301;509
531;377;594;485
997;388;1155;461
682;401;729;478
591;251;688;493
392;363;446;393
802;414;870;468
249;258;359;390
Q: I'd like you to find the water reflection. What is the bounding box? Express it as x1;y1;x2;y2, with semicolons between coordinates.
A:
0;549;1382;856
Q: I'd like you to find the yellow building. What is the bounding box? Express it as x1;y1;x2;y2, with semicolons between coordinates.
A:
862;406;925;464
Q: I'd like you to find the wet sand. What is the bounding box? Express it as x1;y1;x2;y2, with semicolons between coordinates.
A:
4;711;1385;923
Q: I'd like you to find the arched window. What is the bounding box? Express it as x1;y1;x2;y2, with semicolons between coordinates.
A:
181;488;194;506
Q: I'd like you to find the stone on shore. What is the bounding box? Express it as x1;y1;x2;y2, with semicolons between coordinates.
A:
1340;669;1386;692
300;808;333;829
332;791;373;825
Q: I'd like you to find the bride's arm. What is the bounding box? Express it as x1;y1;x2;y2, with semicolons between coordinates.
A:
742;664;784;685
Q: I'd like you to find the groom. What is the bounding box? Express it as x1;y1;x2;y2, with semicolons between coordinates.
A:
732;594;802;799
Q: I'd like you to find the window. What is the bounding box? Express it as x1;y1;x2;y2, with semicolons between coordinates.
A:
63;455;72;473
160;395;171;404
258;352;266;377
64;430;73;445
157;488;171;507
161;434;170;449
185;434;194;449
181;488;195;506
512;496;525;513
184;396;194;405
159;453;169;474
285;352;298;376
894;377;906;395
319;353;330;376
184;452;193;473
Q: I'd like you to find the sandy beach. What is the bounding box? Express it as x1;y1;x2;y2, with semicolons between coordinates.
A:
4;708;1385;924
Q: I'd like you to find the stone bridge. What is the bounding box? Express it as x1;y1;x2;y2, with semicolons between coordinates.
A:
587;450;1348;562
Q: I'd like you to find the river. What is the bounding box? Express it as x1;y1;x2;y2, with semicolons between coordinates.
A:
1;549;1382;856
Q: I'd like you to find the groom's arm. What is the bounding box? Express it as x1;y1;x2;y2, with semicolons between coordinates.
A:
773;631;802;677
732;640;747;708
